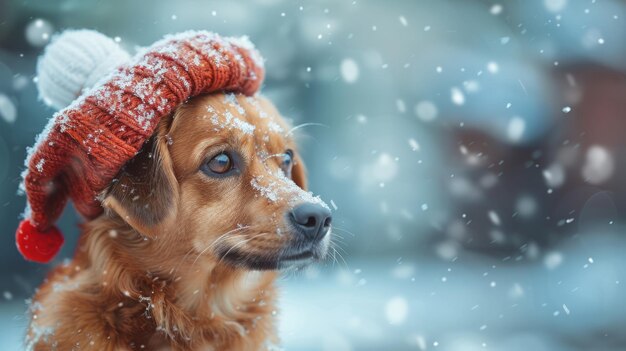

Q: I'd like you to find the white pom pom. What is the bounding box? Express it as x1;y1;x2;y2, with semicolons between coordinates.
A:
36;29;130;110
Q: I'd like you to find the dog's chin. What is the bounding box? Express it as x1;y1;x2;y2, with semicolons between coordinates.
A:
217;242;329;271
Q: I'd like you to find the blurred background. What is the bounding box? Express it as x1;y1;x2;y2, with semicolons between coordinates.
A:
1;0;626;350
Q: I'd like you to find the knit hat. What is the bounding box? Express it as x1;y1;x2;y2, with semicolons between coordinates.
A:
16;29;265;263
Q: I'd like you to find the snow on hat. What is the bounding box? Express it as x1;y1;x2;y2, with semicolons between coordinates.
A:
16;29;265;263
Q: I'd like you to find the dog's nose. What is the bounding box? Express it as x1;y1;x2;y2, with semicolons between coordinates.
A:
290;203;332;241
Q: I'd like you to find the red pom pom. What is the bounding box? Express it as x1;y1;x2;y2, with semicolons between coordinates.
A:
15;219;64;263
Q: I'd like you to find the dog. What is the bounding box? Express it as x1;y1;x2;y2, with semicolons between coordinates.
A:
25;93;332;350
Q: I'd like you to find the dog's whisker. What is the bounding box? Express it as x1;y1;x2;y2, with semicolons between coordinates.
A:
334;245;349;256
191;225;255;266
330;232;346;240
329;233;348;242
328;238;349;268
329;244;338;268
332;245;349;268
332;246;343;268
216;232;271;267
331;226;356;237
285;122;329;136
329;231;348;245
173;247;199;273
331;240;348;250
205;226;256;252
329;244;346;269
330;239;348;257
334;244;348;258
170;238;211;279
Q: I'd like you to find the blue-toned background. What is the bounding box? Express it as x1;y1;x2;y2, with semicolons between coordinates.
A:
1;0;626;350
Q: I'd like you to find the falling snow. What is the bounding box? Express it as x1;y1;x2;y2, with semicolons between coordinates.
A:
414;100;438;121
450;87;465;105
3;1;626;350
385;296;408;325
340;58;359;83
506;116;525;142
0;94;17;123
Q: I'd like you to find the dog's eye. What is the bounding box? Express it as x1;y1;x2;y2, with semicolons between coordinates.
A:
204;152;234;175
282;149;294;177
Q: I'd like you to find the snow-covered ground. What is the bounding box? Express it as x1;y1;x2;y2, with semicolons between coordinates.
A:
2;230;625;351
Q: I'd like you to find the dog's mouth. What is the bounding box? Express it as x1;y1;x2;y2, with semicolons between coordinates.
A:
275;247;319;269
216;239;327;271
281;249;315;261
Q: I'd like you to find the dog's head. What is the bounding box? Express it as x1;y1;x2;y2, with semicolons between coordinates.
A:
103;93;331;270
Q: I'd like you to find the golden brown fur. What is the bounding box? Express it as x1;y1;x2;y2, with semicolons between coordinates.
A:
26;93;329;350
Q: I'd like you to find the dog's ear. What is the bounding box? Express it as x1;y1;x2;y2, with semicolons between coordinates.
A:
103;121;179;237
291;155;308;190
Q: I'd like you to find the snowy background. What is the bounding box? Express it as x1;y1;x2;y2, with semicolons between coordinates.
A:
1;0;626;350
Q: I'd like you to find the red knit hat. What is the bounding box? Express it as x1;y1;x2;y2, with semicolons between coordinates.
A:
16;30;265;263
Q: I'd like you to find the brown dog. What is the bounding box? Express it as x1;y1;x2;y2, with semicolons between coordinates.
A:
25;93;332;350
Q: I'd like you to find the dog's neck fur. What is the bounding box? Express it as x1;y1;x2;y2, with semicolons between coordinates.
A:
56;214;280;349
